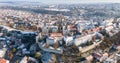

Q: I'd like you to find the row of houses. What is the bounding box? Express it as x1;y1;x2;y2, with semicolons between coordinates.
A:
0;9;120;63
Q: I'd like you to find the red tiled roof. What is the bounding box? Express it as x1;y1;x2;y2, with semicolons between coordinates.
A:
0;59;7;63
50;33;62;37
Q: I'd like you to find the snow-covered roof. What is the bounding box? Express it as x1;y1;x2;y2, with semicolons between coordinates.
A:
74;34;93;46
20;31;36;35
0;37;6;41
0;49;6;58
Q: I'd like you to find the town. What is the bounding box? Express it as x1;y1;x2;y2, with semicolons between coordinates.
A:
0;1;120;63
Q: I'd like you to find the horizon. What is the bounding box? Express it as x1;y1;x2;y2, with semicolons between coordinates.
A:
0;0;120;4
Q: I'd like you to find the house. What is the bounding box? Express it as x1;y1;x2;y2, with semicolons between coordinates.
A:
20;56;38;63
105;26;114;32
115;53;120;60
50;33;63;38
77;55;93;63
49;26;58;33
38;42;63;54
0;58;9;63
74;34;93;46
92;52;109;62
41;52;57;63
0;49;6;58
116;45;120;51
46;37;56;45
86;55;93;62
46;33;63;45
103;58;116;63
93;32;104;41
42;27;49;34
63;36;74;46
105;26;114;37
20;31;37;43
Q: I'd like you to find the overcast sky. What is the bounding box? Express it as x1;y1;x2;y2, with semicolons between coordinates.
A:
0;0;120;4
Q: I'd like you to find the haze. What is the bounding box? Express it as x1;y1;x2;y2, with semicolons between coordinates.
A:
0;0;120;4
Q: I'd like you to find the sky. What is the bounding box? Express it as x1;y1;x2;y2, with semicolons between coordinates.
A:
0;0;120;4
